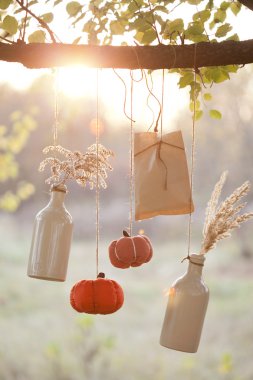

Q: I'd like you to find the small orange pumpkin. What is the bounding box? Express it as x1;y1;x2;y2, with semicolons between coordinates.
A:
70;272;124;315
109;230;153;269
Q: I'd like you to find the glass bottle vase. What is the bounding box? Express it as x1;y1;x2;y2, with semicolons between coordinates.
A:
160;253;209;353
27;185;73;282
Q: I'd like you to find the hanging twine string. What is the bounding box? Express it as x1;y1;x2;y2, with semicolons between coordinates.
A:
129;72;134;236
53;68;59;149
49;68;60;192
96;69;100;277
184;44;198;262
143;70;162;133
157;69;167;190
160;69;165;139
113;69;135;122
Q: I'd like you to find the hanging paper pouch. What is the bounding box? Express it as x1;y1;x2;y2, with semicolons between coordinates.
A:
134;131;194;221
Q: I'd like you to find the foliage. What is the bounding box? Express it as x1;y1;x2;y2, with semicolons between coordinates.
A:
0;109;37;211
0;1;243;115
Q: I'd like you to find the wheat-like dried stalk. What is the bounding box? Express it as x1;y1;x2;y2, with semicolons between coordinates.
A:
39;144;114;189
200;172;253;254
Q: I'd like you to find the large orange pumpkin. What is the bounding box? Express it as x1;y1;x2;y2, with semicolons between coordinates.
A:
109;230;153;269
70;272;124;314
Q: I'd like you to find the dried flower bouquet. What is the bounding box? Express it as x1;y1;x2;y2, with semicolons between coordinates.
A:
200;171;253;255
39;144;114;189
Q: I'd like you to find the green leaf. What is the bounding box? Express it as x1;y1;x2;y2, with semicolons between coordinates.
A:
41;12;54;23
28;0;38;6
72;11;85;25
230;2;241;15
129;17;146;32
153;5;168;13
206;0;214;10
189;100;201;111
189;82;201;102
187;0;202;4
83;20;96;33
66;1;82;17
215;23;232;38
134;31;144;44
141;28;157;44
28;30;46;43
0;0;12;10
195;110;203;121
72;36;81;44
220;1;230;11
205;67;230;83
186;33;209;43
110;20;125;35
213;9;226;23
224;65;238;73
186;21;204;35
204;93;212;101
164;18;184;35
193;10;211;23
2;15;18;35
209;109;222;119
209;20;215;30
128;1;139;14
178;72;194;88
226;33;239;41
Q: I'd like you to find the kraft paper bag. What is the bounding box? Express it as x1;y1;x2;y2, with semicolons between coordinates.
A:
134;131;194;221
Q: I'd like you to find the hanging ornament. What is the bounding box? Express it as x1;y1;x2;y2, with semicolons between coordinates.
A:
109;230;153;269
69;69;124;314
108;72;154;269
160;253;208;353
27;70;73;282
27;183;73;281
134;130;193;220
27;70;113;282
135;70;193;221
160;172;253;353
70;272;124;314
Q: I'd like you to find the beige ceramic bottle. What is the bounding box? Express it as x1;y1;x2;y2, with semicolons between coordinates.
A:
160;254;209;353
27;184;73;282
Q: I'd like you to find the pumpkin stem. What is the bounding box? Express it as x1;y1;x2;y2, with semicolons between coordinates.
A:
123;230;130;237
97;272;105;278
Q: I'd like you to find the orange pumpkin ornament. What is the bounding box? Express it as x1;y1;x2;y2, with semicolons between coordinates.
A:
109;230;153;269
70;272;124;314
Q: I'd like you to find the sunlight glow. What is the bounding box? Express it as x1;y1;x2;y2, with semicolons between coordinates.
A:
0;7;252;130
57;66;97;98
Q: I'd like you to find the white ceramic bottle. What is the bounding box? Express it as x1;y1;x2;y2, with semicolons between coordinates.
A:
27;184;73;282
160;254;209;353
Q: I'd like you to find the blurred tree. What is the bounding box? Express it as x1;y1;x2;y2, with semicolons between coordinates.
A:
0;106;37;211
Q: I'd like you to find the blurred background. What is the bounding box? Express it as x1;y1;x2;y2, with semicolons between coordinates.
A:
0;62;253;380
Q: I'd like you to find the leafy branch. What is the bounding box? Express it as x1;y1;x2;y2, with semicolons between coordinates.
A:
15;0;57;43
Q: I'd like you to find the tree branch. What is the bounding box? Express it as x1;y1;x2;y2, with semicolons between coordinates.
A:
15;0;57;43
1;40;253;69
238;0;253;11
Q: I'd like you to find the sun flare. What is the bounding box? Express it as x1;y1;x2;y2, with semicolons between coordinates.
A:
57;66;98;98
